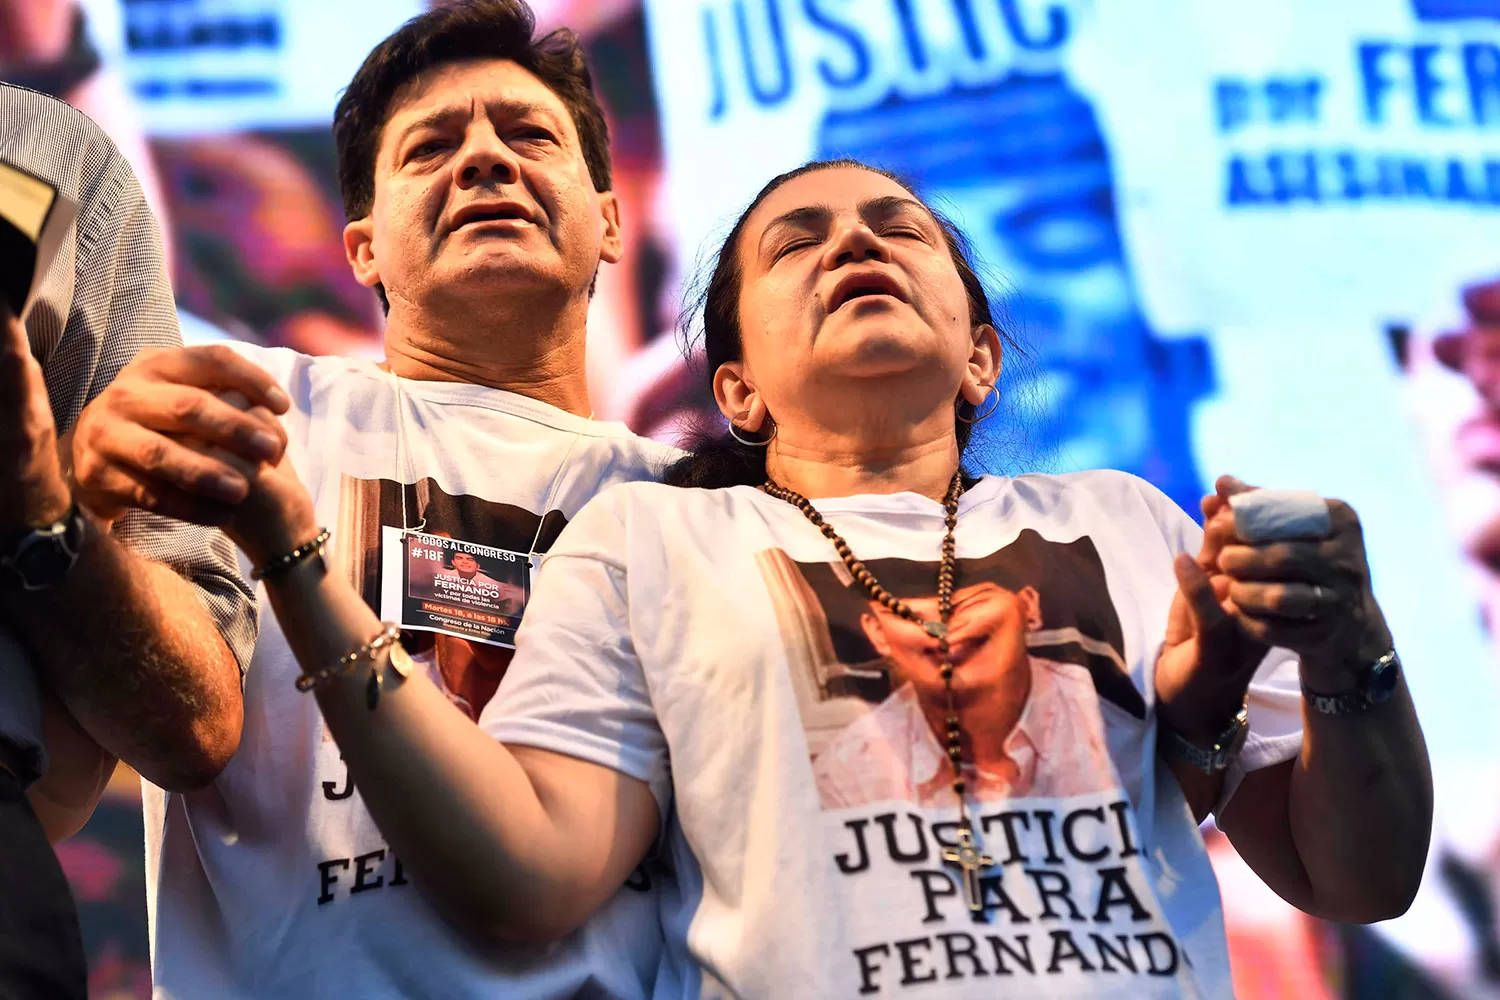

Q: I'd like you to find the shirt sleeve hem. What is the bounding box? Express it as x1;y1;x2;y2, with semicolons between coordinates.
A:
1214;729;1303;817
483;717;671;825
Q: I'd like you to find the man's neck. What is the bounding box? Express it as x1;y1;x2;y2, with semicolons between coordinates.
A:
919;663;1032;768
380;297;592;416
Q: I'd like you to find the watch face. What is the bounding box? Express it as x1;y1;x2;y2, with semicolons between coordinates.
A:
15;538;75;588
1368;657;1400;704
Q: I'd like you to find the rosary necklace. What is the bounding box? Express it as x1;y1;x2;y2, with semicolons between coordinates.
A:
762;472;996;912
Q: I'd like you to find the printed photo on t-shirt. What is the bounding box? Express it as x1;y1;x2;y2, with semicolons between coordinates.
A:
759;528;1141;811
333;474;568;720
757;529;1194;992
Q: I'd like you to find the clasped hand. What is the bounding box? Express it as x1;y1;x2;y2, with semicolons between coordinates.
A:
1156;476;1393;743
0;306;71;537
70;345;318;568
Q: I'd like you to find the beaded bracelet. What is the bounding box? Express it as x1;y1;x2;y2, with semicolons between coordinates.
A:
250;528;332;582
295;623;402;695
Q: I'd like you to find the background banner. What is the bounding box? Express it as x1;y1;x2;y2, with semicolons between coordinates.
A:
15;0;1500;995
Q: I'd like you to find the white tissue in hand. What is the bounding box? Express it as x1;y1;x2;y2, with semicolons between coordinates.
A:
1228;489;1331;542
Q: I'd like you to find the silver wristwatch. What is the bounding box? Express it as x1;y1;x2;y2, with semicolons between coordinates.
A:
1302;649;1402;716
1160;703;1250;774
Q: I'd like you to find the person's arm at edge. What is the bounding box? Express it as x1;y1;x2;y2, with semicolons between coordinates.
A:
0;164;267;792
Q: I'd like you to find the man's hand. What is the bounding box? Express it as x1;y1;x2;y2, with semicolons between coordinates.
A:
0;306;72;535
71;345;291;526
210;425;320;574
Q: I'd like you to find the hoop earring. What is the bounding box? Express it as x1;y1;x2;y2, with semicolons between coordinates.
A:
727;416;777;448
956;384;999;424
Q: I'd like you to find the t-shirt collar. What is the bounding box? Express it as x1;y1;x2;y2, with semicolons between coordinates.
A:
354;357;627;438
738;474;1009;517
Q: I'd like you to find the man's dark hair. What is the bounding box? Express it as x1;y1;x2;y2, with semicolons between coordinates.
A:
332;0;613;227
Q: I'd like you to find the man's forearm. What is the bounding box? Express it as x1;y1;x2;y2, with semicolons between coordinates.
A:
1;521;243;791
1286;675;1432;922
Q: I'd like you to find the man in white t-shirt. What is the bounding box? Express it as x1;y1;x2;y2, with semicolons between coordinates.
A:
68;1;676;996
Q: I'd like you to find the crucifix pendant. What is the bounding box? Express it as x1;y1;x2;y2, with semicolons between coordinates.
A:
923;620;949;639
941;827;996;913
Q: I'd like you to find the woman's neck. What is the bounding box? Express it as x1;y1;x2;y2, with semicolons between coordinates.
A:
763;424;962;501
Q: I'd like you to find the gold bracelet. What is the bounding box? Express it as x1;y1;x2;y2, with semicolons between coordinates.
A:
296;623;405;711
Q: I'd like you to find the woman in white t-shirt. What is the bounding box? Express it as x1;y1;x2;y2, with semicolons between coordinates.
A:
214;159;1432;998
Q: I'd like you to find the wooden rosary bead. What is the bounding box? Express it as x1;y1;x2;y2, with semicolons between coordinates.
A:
765;473;982;833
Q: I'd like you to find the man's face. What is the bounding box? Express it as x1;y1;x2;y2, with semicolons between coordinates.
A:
861;582;1040;705
345;58;621;313
451;552;479;575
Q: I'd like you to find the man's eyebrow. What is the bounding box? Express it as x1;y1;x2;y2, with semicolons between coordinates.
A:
757;205;832;255
390;99;563;147
392;105;466;146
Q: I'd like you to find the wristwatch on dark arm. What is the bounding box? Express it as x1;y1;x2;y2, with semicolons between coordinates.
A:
1159;702;1250;775
1302;649;1402;716
0;506;90;591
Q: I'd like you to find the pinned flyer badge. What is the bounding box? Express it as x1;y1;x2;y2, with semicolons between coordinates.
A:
378;527;530;648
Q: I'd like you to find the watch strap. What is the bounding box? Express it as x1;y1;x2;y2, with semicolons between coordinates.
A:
1302;650;1401;716
1159;704;1250;774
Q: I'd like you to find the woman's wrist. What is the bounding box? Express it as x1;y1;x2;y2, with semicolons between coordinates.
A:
1299;596;1393;693
236;506;321;575
1157;689;1249;747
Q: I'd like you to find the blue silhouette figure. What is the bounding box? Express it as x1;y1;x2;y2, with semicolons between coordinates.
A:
817;73;1213;515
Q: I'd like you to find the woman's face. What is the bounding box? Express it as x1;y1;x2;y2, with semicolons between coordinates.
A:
861;582;1041;705
719;166;994;434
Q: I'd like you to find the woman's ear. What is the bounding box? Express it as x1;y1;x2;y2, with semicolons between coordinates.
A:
712;361;768;432
959;323;1003;407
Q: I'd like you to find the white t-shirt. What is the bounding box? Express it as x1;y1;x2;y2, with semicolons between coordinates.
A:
144;343;680;999
484;470;1304;999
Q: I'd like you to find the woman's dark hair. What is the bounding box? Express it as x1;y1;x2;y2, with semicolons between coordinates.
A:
332;0;611;311
664;158;1020;490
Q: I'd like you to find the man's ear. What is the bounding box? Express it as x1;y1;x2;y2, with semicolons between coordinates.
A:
959;323;1003;407
597;190;624;266
344;217;380;289
1017;585;1043;632
712;360;768;432
860;611;892;657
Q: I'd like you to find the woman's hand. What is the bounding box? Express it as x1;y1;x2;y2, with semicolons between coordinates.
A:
1155;477;1267;743
1156;475;1392;741
1212;482;1393;691
186;393;319;572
